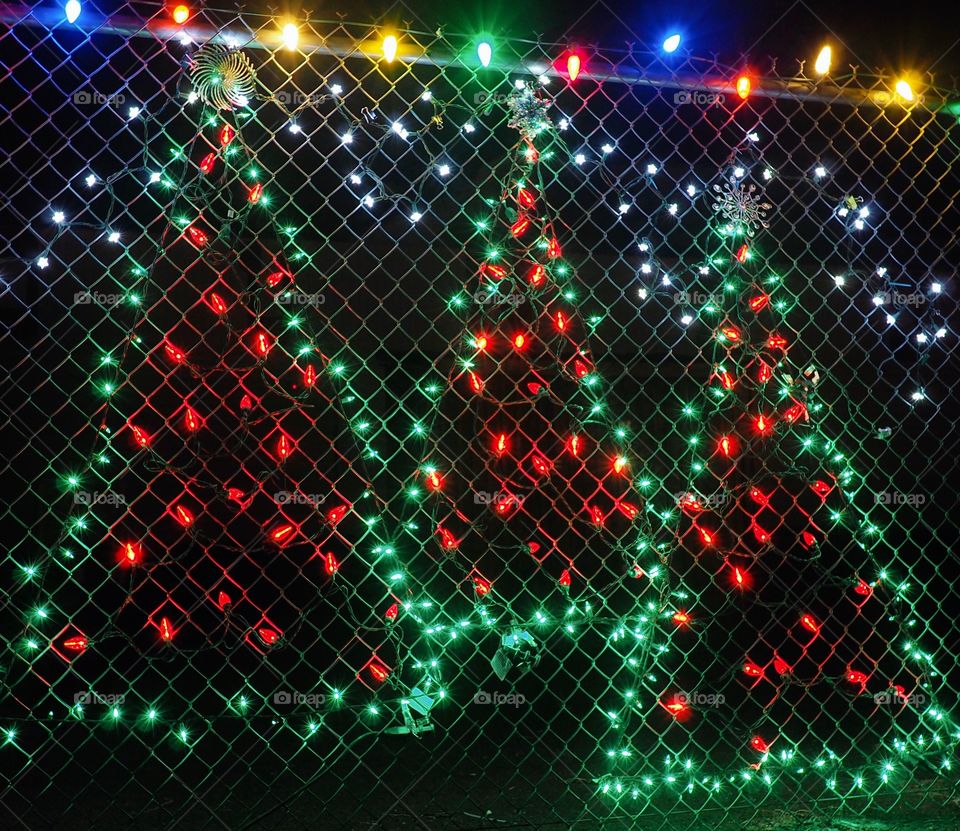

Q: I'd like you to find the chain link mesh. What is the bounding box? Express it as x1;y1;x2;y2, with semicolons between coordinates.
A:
2;8;959;830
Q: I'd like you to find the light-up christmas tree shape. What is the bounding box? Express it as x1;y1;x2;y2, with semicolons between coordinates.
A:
11;102;413;737
356;87;668;731
597;147;957;801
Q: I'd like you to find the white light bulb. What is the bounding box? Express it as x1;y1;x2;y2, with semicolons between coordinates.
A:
187;91;198;104
149;172;160;183
330;84;343;95
438;164;451;176
872;295;885;306
640;263;652;274
37;256;49;268
463;123;475;133
667;203;678;216
859;206;870;218
410;211;422;222
601;143;614;154
646;163;658;175
886;314;896;325
538;75;550;86
747;132;760;142
699;266;710;275
127;106;141;119
733;166;745;178
680;314;693;325
686;184;697;197
931;282;942;294
288;123;301;134
638;242;649;252
877;267;887;277
52;211;65;223
618;203;630;214
814;165;827;178
341;132;353;144
936;328;947;338
349;174;361;185
833;275;845;286
421;90;432;101
558;119;568;130
911;390;925;401
762;168;773;180
916;333;928;343
661;275;672;286
514;79;525;90
363;195;375;207
574;153;586;165
65;0;80;24
638;288;648;300
108;231;120;243
838;207;849;217
85;174;96;187
853;219;865;230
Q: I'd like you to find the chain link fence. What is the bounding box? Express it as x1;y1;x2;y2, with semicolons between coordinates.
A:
1;7;959;830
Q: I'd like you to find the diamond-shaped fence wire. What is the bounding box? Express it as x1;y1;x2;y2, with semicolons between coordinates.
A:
1;7;959;831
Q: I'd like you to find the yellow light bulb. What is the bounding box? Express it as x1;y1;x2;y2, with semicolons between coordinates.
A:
281;22;299;51
814;45;831;75
382;34;398;63
895;79;914;101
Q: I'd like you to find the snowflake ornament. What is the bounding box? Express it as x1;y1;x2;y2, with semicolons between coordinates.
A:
506;86;551;141
711;176;772;236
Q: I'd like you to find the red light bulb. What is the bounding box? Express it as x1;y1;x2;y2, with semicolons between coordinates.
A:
63;635;88;652
121;541;141;565
129;424;150;448
324;551;340;575
171;503;194;527
327;504;350;525
482;263;508;281
159;617;174;642
800;614;820;634
750;735;770;753
587;504;605;526
617;501;639;520
527;264;546;288
436;526;457;549
270;524;296;544
258;627;279;645
510;215;530;237
186;225;208;247
206;291;228;315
